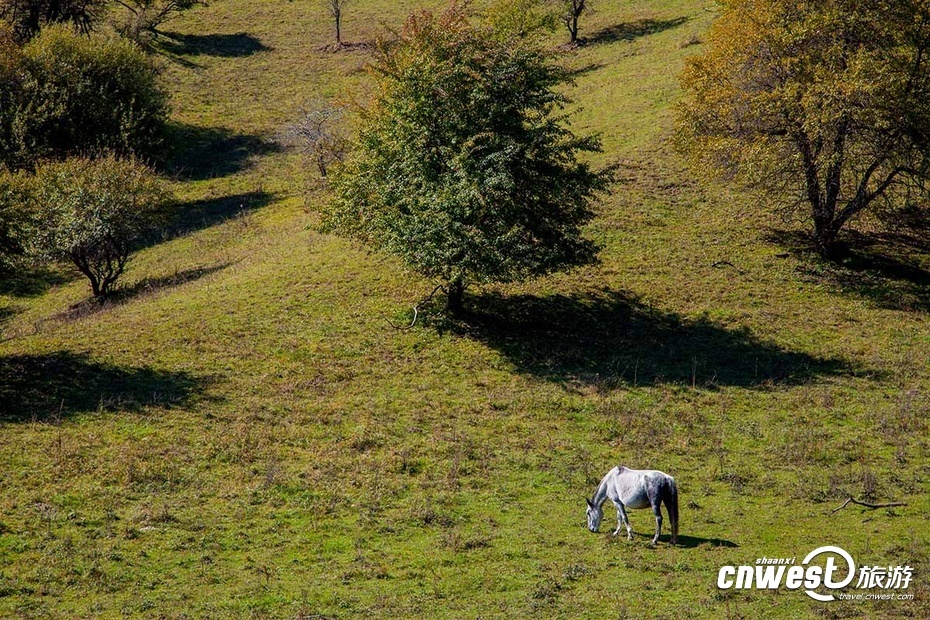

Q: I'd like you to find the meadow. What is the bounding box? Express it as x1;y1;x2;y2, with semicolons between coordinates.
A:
0;0;928;618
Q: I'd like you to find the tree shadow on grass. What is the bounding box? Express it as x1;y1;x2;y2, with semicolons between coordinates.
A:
674;535;739;549
446;289;860;391
0;351;217;422
585;16;689;46
118;264;230;299
0;266;75;298
158;31;271;57
154;191;275;244
41;264;232;326
566;62;606;78
165;123;280;181
0;306;14;328
766;229;930;313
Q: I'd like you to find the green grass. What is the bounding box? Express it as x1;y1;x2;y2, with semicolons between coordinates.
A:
1;0;929;618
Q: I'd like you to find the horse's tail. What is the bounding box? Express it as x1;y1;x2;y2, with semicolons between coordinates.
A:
665;477;679;545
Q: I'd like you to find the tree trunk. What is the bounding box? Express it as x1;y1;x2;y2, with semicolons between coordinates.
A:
335;11;341;45
25;4;41;40
446;278;465;313
569;16;578;44
84;269;103;298
813;219;841;259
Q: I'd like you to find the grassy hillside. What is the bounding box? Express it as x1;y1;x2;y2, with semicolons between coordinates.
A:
1;0;928;618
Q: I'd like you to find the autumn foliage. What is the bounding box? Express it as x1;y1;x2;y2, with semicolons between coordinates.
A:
678;0;930;257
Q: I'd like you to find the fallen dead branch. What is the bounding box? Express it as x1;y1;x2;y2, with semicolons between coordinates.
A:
711;260;745;275
388;284;445;330
829;496;907;516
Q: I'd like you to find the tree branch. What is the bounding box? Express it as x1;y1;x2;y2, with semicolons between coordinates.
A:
388;284;445;330
829;496;907;516
790;125;824;216
836;163;915;229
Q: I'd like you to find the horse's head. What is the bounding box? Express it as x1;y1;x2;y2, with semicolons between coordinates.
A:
585;498;602;532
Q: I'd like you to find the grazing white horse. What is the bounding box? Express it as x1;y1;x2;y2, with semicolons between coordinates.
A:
586;466;679;545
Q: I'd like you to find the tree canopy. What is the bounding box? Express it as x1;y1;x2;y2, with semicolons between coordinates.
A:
678;0;930;257
484;0;557;41
321;5;611;311
1;25;168;170
32;155;168;298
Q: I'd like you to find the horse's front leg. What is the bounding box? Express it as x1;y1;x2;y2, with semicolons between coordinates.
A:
612;501;633;540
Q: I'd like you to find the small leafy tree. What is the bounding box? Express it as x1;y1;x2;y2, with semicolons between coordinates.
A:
0;0;106;42
678;0;930;258
32;155;168;298
556;0;592;45
113;0;207;45
484;0;557;41
9;25;169;169
322;6;611;312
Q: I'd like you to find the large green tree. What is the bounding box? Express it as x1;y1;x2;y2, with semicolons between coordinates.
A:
322;6;611;312
678;0;930;258
0;22;22;167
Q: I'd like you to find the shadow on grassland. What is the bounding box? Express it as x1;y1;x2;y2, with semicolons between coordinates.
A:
158;31;271;57
0;266;75;298
448;289;863;391
154;191;275;244
674;534;739;549
0;351;218;422
38;264;232;327
585;17;689;46
0;305;14;328
165;123;280;182
767;228;930;313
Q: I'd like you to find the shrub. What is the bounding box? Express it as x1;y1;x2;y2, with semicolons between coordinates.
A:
11;26;169;168
32;155;168;298
280;101;347;180
0;170;32;273
484;0;557;41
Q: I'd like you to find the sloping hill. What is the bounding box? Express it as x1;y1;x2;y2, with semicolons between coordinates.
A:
0;1;927;618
